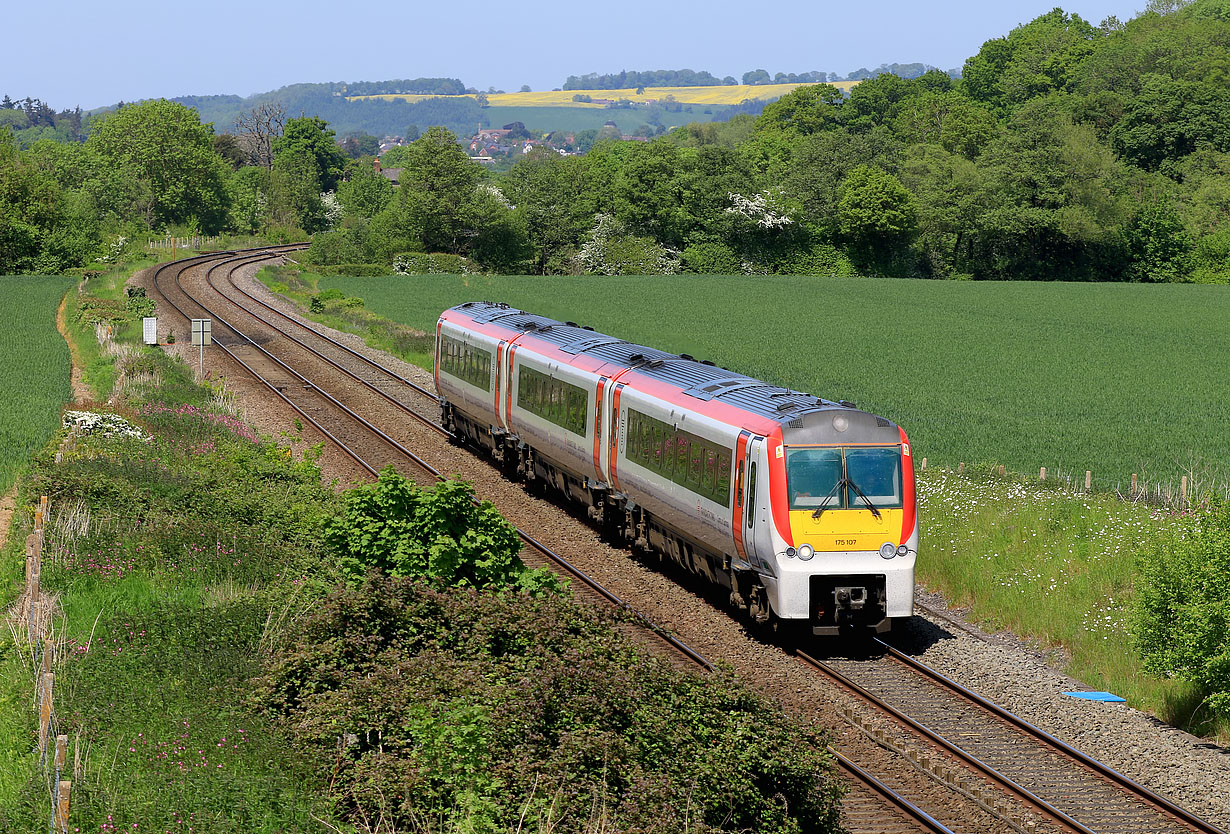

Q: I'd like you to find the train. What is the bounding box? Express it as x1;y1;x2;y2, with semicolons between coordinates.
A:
435;302;917;635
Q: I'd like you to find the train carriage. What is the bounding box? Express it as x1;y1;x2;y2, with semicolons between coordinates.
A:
437;302;917;636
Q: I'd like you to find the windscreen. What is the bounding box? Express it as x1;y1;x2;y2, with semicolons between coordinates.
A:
786;446;903;510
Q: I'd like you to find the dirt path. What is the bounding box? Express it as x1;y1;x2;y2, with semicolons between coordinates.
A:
56;286;93;404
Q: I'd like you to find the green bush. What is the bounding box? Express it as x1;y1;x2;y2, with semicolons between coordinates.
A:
1132;498;1230;718
305;229;365;265
392;251;477;275
324;467;559;593
311;263;389;277
682;240;742;274
257;574;844;834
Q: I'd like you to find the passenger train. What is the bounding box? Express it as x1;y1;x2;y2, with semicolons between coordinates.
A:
435;302;917;635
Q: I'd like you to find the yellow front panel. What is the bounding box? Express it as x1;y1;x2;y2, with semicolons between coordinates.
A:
789;509;904;552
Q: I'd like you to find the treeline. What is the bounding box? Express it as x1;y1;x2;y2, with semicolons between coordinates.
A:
308;2;1230;282
562;64;946;90
564;69;736;89
0;95;89;143
3;1;1229;282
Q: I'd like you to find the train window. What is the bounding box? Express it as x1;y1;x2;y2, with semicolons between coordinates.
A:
675;435;690;481
704;447;718;497
786;448;843;510
517;366;588;437
688;440;703;486
717;455;731;506
746;462;757;528
638;417;652;463
844;447;903;508
440;335;492;392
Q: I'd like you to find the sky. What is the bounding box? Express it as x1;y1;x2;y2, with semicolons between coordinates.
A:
5;0;1147;110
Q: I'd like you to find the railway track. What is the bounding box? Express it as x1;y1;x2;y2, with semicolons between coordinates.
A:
808;640;1226;834
143;249;1224;834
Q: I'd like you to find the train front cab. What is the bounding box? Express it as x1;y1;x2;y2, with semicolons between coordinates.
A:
751;416;917;636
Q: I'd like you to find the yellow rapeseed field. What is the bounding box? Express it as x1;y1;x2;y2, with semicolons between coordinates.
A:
346;81;858;108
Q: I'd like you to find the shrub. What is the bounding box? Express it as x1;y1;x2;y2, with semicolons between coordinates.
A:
1132;498;1230;718
392;251;477;275
257;575;844;834
681;240;741;274
775;242;859;276
323;467;559;592
311;263;388;277
306;229;364;265
575;214;680;275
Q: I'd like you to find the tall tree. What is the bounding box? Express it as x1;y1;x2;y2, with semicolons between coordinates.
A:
87;99;230;231
234;103;286;169
273;116;346;192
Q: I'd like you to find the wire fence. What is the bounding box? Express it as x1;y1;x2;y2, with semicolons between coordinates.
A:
18;495;74;834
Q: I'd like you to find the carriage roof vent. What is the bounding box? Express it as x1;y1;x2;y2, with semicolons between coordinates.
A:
647;359;665;368
680;353;695;362
565;321;578;327
839;400;857;408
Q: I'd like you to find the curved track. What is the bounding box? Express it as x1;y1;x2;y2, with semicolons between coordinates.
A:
144;250;1224;834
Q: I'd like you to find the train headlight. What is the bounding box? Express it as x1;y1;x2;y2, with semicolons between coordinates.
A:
798;543;814;561
785;546;797;559
832;415;849;433
897;544;910;558
879;542;897;559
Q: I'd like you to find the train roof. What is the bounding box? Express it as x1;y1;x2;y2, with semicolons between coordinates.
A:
447;302;895;430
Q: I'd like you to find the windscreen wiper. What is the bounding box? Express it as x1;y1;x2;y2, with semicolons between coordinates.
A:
811;477;847;519
846;477;882;519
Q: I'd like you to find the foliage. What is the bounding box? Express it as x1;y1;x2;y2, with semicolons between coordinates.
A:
576;213;680;275
257;574;844;833
323;467;559;593
1133;498;1230;719
87;99;230;232
392;251;477;275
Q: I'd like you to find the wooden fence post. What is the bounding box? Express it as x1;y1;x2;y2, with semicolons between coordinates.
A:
55;780;71;834
1085;470;1092;491
39;673;53;752
1131;473;1138;497
1040;467;1047;481
957;462;964;474
1181;476;1188;507
998;465;1005;476
920;457;927;471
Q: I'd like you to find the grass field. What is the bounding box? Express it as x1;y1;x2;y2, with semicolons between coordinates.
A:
348;81;857;107
313;273;1230;493
466;104;704;132
0;276;75;494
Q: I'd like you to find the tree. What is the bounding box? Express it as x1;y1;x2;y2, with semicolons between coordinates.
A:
836;165;918;271
273;116;346;192
503;147;596;273
87;99;230;231
1126;199;1193;281
754;83;845;137
213;133;245;169
395;126;481;253
340;132;381;159
742;69;771;85
233;102;286;169
338;162;393;219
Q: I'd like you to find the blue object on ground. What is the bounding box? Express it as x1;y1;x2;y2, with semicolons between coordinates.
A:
1063;691;1126;702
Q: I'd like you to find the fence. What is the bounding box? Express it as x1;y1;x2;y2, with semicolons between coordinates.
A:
147;236;221;251
19;495;74;834
917;458;1213;510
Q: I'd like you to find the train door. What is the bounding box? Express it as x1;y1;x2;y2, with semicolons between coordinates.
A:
743;437;765;566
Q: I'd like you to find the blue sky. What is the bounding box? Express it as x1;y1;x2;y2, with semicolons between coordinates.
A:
6;1;1145;110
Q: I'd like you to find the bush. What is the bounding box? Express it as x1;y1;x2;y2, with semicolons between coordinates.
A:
257;574;844;834
306;229;364;265
775;242;860;277
1132;498;1230;718
392;251;477;275
682;240;741;274
311;263;389;277
324;467;559;592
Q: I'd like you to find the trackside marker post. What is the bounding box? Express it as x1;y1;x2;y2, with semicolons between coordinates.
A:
191;319;212;377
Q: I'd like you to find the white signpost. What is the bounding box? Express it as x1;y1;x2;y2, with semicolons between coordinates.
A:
190;319;211;376
142;317;157;345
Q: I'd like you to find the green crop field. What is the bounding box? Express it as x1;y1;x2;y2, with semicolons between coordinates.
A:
316;273;1230;492
467;104;708;133
0;276;75;494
